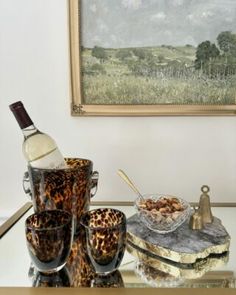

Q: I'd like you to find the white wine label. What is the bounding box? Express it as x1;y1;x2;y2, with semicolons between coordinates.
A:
30;149;67;169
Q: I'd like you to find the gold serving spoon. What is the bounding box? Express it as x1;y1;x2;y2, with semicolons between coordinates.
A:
117;169;144;200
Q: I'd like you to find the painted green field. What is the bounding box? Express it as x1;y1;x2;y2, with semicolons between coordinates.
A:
81;46;236;105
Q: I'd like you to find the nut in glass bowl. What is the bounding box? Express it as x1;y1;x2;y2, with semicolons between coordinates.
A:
134;194;191;234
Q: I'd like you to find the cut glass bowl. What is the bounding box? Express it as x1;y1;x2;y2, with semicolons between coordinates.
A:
134;194;191;234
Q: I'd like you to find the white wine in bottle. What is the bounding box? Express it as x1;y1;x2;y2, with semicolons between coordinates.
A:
9;101;67;169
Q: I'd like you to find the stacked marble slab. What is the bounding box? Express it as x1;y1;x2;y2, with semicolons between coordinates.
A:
127;214;230;279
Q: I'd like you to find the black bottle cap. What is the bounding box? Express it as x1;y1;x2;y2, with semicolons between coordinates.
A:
9;101;34;129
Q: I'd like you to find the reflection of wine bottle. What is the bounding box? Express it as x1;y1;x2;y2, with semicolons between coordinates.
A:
9;101;67;169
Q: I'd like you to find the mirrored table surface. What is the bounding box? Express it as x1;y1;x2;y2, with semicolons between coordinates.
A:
0;202;235;290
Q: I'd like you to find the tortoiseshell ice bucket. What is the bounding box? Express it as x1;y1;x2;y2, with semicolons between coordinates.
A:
23;158;99;234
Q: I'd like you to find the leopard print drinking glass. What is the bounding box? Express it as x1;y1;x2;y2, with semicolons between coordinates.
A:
80;208;126;275
25;210;73;273
23;158;99;234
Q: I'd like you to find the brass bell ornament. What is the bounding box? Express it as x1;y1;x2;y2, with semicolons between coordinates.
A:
189;207;203;230
198;185;213;224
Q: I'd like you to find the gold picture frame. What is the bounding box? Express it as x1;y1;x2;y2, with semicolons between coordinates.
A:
68;0;236;116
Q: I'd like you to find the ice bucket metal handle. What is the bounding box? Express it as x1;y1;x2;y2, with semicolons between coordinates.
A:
90;171;99;198
23;171;32;199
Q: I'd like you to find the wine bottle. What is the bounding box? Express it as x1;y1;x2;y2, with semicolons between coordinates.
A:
9;101;67;169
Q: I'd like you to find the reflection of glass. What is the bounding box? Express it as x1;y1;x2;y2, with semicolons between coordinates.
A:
90;270;124;288
29;265;71;287
80;208;126;275
127;241;230;280
66;230;96;287
25;210;73;273
135;261;184;288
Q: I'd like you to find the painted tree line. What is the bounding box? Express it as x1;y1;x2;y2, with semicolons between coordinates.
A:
84;31;236;79
195;31;236;78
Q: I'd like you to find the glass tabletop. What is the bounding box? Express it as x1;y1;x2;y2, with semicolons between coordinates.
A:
0;203;235;288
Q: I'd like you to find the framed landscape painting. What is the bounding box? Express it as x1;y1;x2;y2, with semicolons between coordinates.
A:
69;0;236;116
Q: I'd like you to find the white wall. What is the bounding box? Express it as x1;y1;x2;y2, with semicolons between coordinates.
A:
0;0;236;217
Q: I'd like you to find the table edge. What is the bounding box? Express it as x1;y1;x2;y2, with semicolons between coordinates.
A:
92;201;236;207
0;202;32;238
1;201;236;239
0;287;236;294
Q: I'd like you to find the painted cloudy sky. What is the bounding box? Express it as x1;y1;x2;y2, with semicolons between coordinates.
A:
81;0;236;48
